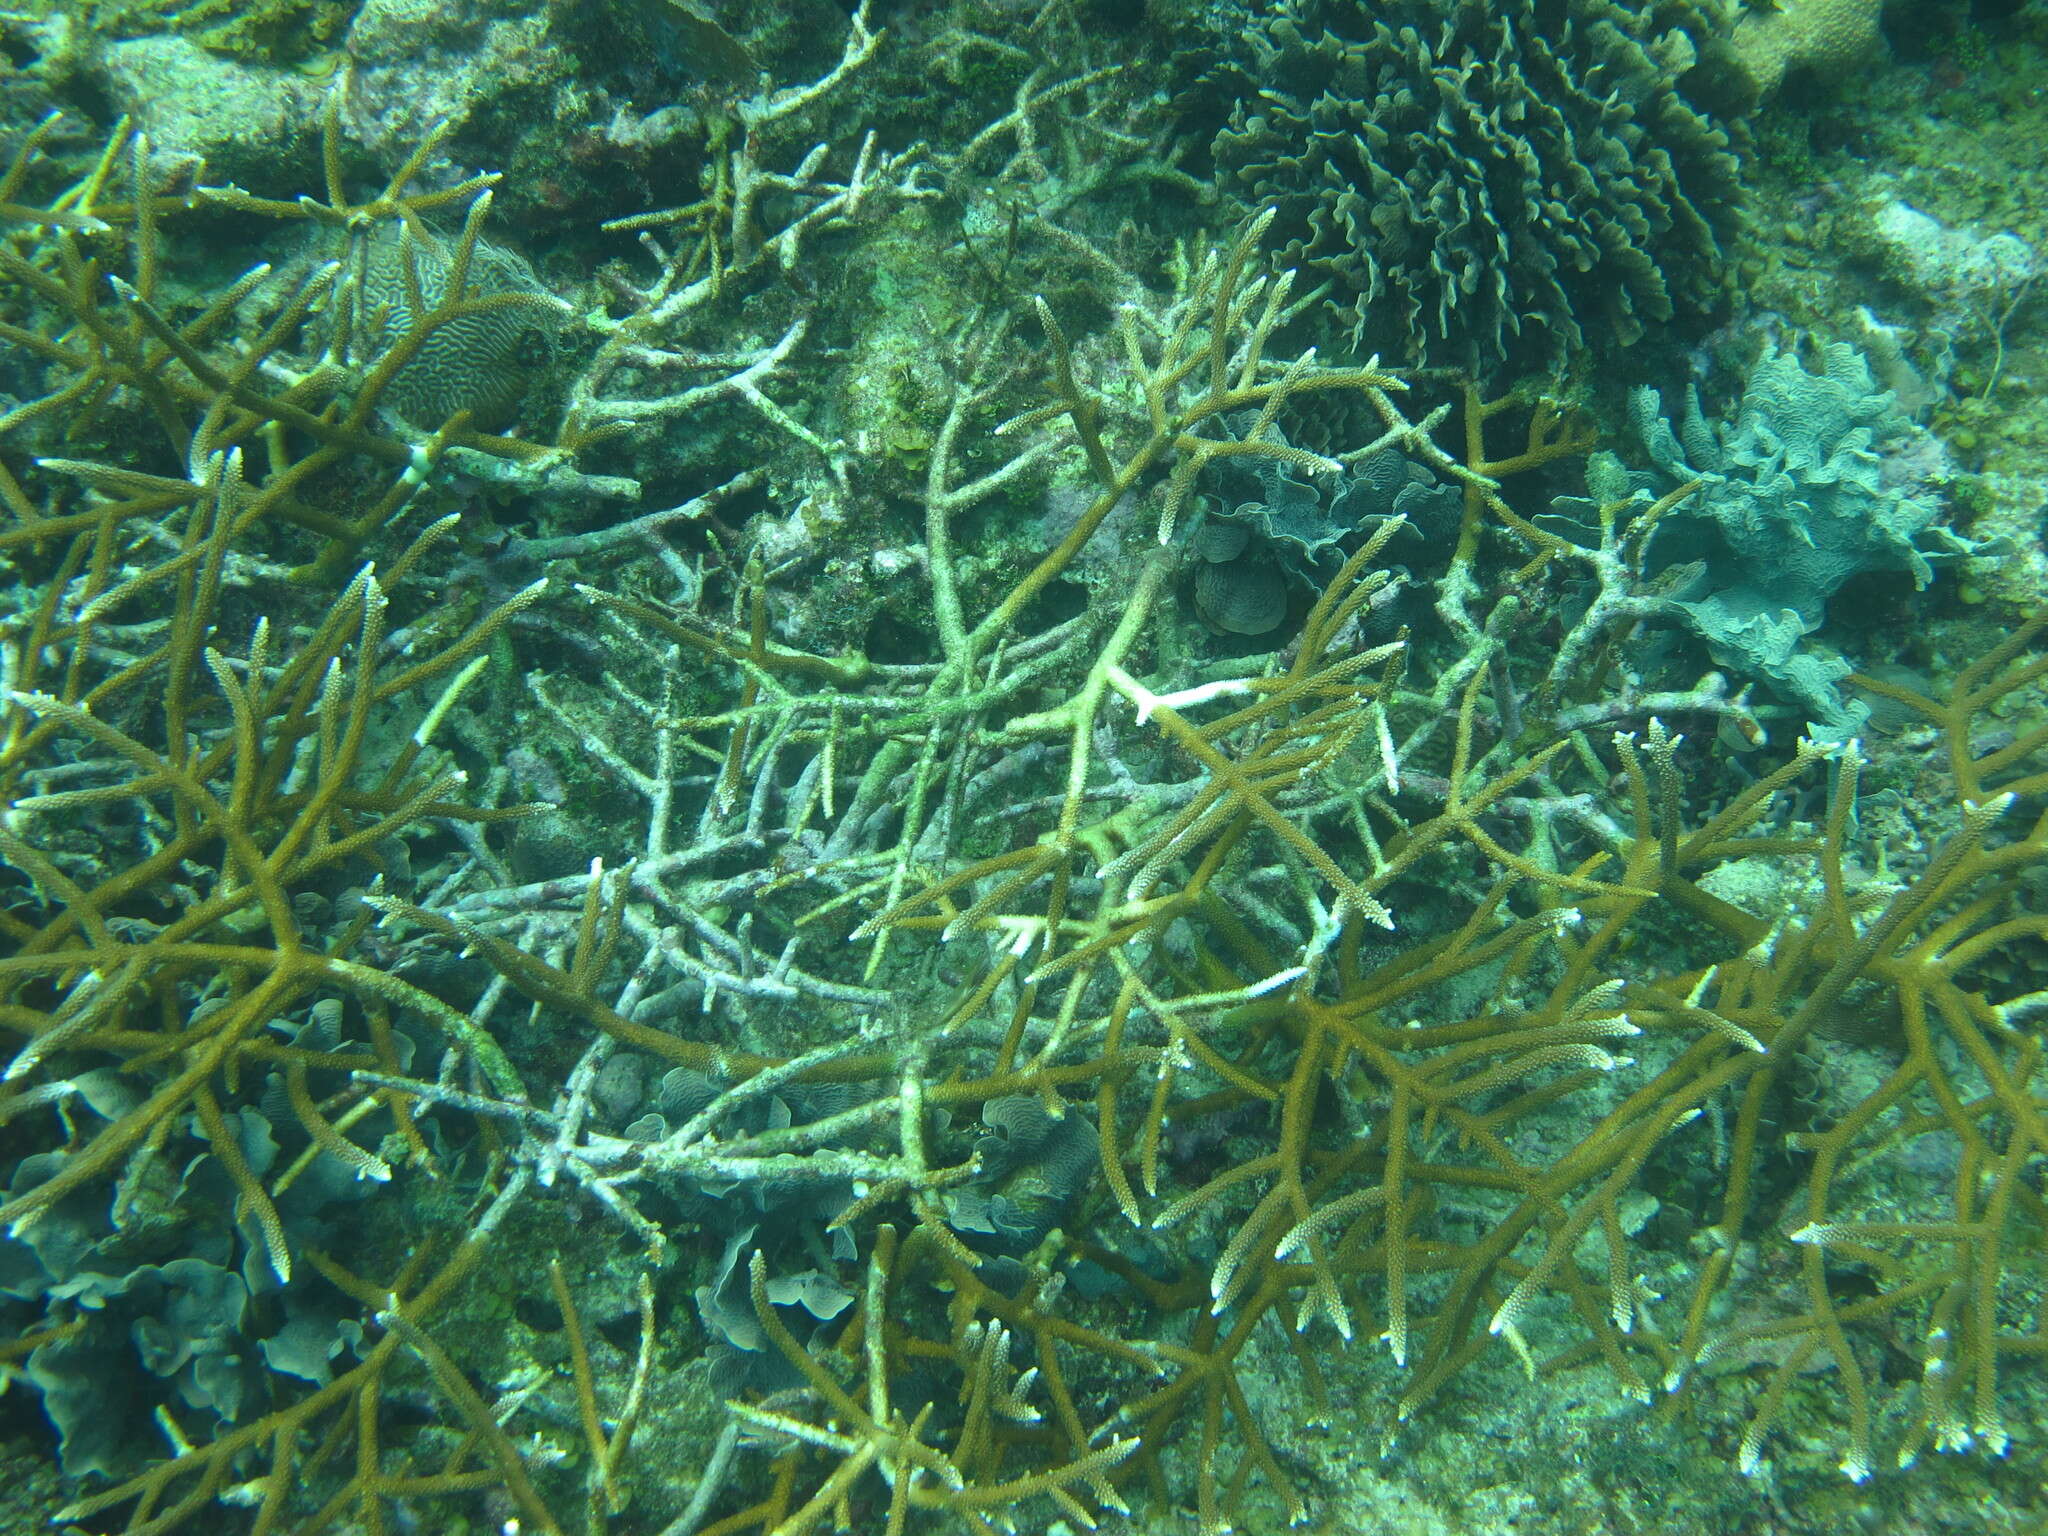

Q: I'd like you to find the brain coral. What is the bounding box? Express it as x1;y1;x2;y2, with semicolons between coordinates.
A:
1729;0;1883;98
357;223;565;429
1212;0;1746;370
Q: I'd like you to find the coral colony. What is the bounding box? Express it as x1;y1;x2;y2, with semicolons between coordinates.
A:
1;2;2045;1534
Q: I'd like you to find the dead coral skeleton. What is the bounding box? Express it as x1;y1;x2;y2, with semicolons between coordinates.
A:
572;0;938;479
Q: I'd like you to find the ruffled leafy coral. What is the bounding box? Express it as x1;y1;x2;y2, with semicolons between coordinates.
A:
1559;339;1982;736
1213;0;1747;368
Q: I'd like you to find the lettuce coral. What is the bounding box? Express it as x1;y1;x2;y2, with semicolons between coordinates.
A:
1617;340;1975;735
1212;0;1745;368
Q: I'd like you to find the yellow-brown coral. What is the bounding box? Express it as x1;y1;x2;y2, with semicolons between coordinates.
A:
1731;0;1884;96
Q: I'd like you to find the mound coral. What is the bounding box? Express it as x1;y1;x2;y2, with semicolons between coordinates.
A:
1730;0;1884;98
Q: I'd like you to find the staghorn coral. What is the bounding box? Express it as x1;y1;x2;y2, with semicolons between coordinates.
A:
379;220;2046;1534
1212;0;1746;369
5;15;2048;1536
6;172;2044;1536
0;105;580;1535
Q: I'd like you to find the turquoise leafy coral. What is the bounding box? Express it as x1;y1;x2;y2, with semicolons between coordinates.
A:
1616;340;1978;735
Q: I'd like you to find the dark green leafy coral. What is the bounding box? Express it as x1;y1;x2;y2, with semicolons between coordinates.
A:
1212;0;1747;367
